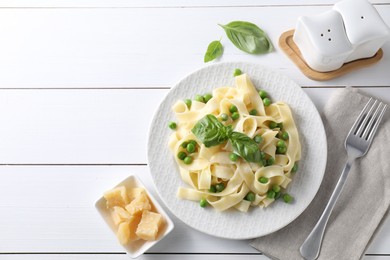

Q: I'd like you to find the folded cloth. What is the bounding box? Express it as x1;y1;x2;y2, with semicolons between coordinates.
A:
251;87;390;260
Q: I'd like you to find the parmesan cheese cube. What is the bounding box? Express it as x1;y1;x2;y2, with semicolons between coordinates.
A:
115;214;142;243
104;186;129;208
110;210;122;226
128;214;142;242
136;210;163;241
125;192;151;216
128;187;145;201
117;221;131;245
111;206;132;225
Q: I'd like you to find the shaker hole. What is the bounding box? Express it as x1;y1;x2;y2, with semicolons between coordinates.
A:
328;29;331;32
328;38;331;41
361;16;364;19
321;33;324;36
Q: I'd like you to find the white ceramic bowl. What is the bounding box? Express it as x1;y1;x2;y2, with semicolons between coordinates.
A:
95;175;175;258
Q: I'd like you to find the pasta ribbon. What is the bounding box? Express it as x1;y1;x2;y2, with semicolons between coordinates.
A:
170;74;301;212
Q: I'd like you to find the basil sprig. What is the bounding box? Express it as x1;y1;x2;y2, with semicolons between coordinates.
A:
191;114;262;163
229;132;263;163
219;21;273;54
204;40;223;63
191;114;232;147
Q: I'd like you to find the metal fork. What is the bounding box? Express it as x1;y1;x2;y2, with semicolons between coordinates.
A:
300;98;388;260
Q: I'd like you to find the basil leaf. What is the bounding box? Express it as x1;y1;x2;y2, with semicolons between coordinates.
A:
192;114;263;163
229;132;262;163
191;114;231;147
219;21;273;54
204;40;223;63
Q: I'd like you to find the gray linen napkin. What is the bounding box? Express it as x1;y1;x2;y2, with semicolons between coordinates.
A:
251;87;390;260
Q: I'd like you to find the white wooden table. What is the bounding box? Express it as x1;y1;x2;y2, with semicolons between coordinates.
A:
0;0;389;259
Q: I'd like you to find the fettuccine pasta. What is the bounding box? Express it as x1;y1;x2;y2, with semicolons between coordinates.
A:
168;73;301;212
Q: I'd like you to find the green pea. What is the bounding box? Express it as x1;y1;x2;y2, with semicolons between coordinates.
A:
233;68;242;76
186;143;196;153
267;190;276;199
168;121;177;130
283;193;293;203
188;140;197;147
195;95;205;103
258;177;269;184
203;93;213;103
245;192;256;202
254;135;263;144
260;151;266;159
215;183;225;192
269;121;278;129
263;97;271;106
231;112;240;121
200;198;208;207
272;185;281;193
229;105;238;113
291;163;298;173
259;90;268;99
229;153;239;162
281;131;289;140
277;140;286;148
249;109;258;116
274;192;282;200
177;151;186;160
184;99;192;109
277;122;284;129
209;185;217;193
183;156;193;165
276;146;287;154
266;157;275;166
181;141;188;148
221;113;229;121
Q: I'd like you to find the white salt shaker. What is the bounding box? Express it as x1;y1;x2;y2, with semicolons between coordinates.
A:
293;10;353;72
293;0;390;72
334;0;390;62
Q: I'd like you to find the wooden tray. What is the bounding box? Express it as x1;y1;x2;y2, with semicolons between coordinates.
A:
279;29;383;81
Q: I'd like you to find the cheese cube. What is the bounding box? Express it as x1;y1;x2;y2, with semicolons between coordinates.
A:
125;192;151;216
128;214;142;242
104;186;129;208
334;0;390;62
136;210;163;241
293;10;353;72
110;210;122;226
116;214;142;244
117;221;131;245
128;187;145;201
111;206;132;225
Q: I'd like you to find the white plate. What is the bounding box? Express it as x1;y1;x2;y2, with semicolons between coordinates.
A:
147;62;327;239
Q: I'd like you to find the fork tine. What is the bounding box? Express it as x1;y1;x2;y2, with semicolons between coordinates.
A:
350;98;373;135
362;102;383;139
365;103;387;141
355;99;377;137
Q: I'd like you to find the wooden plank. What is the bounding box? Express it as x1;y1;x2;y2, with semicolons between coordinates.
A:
0;6;388;88
0;0;388;8
0;166;389;254
0;255;387;260
0;89;165;164
0;255;267;260
1;88;389;164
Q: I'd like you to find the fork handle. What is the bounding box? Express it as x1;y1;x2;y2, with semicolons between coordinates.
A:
300;159;354;260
